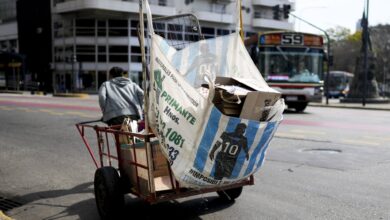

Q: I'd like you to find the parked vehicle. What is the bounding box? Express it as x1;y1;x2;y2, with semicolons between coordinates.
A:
324;71;353;98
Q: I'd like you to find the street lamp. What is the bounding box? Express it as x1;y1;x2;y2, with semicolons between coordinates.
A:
289;13;332;105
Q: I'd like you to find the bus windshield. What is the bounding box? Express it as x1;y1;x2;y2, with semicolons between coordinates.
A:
259;47;323;83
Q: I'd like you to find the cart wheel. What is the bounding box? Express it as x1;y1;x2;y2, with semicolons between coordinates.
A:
94;166;124;220
217;186;243;201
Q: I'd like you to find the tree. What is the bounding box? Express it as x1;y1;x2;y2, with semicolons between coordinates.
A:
330;24;390;95
326;26;351;42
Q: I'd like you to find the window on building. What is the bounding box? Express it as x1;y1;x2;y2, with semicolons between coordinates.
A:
167;24;183;41
154;22;166;38
76;45;95;62
158;0;167;6
185;26;200;42
254;11;262;19
98;46;107;62
0;0;16;21
108;19;128;37
54;47;64;62
109;45;128;62
202;27;215;39
98;71;107;87
75;19;95;36
97;20;106;36
64;46;74;62
130;46;142;63
54;21;64;38
217;29;230;36
82;71;96;91
130;20;139;37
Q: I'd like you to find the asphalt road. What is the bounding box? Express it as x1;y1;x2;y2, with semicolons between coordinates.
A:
0;94;389;220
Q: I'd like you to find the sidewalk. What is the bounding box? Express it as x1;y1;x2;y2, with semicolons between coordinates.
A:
0;90;89;98
309;98;390;111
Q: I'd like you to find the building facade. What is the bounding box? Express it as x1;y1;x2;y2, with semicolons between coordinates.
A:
0;0;52;91
51;0;295;93
0;0;19;88
1;0;295;92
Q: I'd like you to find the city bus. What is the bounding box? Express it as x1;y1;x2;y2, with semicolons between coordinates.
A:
246;31;325;112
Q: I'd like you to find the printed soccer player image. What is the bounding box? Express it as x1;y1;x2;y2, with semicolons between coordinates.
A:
209;123;249;180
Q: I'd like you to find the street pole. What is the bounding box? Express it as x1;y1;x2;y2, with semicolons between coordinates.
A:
362;0;369;106
383;62;386;98
289;13;331;105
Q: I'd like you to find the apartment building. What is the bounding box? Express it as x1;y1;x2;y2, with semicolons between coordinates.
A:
0;0;18;88
51;0;294;93
0;0;52;91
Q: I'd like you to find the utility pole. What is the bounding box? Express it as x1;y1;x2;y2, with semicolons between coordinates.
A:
289;13;331;105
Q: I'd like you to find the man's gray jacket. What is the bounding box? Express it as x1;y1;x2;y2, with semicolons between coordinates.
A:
99;77;144;122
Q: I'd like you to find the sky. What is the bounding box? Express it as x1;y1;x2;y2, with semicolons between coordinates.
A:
293;0;390;34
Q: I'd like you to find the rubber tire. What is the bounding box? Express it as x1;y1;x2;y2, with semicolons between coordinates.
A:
217;186;243;201
94;166;124;220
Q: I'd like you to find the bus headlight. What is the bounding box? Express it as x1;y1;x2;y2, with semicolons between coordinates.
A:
315;86;323;95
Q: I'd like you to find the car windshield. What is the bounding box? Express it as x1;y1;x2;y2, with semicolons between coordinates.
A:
259;47;323;83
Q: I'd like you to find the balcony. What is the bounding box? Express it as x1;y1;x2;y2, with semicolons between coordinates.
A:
253;18;293;30
192;10;233;24
54;0;175;16
253;0;292;7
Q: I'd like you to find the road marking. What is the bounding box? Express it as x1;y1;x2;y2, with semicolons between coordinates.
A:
341;139;380;146
75;114;97;118
1;105;98;119
24;109;39;113
290;129;326;135
16;107;29;111
275;132;306;139
0;106;13;110
39;109;54;113
362;136;390;142
48;112;65;116
65;111;98;118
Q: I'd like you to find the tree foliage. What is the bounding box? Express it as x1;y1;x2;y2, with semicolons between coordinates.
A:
330;24;390;84
326;26;351;42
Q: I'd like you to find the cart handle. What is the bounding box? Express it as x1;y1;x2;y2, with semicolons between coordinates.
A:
76;118;103;125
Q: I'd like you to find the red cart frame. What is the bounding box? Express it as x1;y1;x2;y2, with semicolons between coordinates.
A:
76;120;254;203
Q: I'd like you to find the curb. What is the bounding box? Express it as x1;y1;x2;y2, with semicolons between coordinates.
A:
0;211;14;220
52;93;89;98
309;103;390;111
0;90;23;95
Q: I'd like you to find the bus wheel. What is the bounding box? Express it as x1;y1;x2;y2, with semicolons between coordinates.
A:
294;103;308;112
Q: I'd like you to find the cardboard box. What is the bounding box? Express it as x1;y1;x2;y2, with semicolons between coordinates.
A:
120;140;172;195
240;91;281;121
214;76;281;121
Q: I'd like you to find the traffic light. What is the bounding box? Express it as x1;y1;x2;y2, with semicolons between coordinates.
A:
272;5;280;20
283;4;291;19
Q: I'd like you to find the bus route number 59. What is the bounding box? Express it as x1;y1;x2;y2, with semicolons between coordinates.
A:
282;34;303;46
